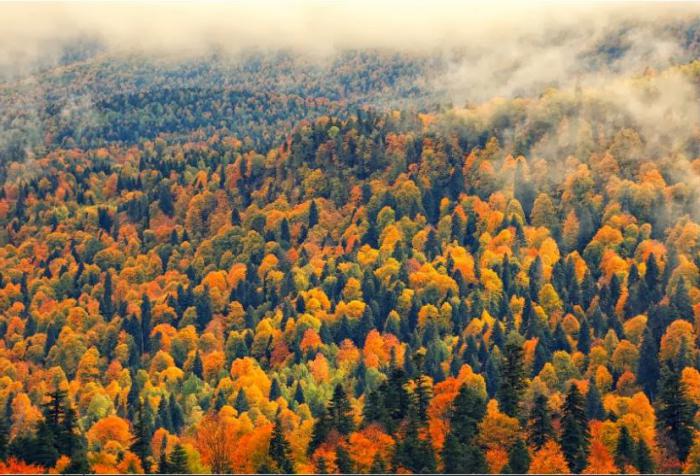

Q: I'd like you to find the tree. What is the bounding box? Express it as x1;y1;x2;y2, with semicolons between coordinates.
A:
168;444;189;474
637;328;660;398
195;412;234;474
657;364;695;461
308;406;332;456
583;440;617;474
308;200;319;228
394;416;437;473
498;332;526;417
131;400;153;472
614;425;634;470
560;384;589;473
328;384;354;435
585;380;605;421
269;419;294;473
441;385;487;473
507;438;531;474
635;438;654;474
529;393;554;449
100;271;114;319
528;440;570;474
336;444;353;473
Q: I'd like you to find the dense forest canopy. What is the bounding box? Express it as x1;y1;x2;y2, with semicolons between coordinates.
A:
2;2;700;474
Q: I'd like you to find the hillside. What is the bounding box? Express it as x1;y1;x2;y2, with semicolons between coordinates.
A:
2;5;700;475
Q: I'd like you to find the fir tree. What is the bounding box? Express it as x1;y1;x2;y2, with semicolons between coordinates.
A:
614;425;634;470
528;393;553;450
498;331;526;417
269;419;294;473
168;444;189;474
657;364;695;461
560;383;589;473
131;400;153;472
336;444;353;474
507;438;531;474
637;328;660;398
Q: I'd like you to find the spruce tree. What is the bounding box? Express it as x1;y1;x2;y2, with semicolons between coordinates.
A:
614;425;634;470
168;444;189;474
269;419;294;473
657;364;695;461
336;444;353;474
637;328;660;398
528;393;553;449
328;384;354;435
441;385;487;473
585;380;605;421
498;331;526;417
131;400;153;472
308;200;319;228
560;383;589;473
635;438;654;474
507;438;531;474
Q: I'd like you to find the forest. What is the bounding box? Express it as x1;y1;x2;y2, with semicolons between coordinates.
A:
2;3;700;475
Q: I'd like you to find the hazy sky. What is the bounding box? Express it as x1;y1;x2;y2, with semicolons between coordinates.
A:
2;2;699;56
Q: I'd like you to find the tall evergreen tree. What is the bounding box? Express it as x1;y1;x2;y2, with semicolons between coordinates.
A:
168;443;189;474
637;328;660;398
506;438;531;474
528;393;553;450
131;400;153;472
269;419;294;473
560;383;589;473
657;364;695;461
498;331;526;417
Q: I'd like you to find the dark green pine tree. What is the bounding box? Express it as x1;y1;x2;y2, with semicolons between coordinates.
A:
635;438;654;474
328;384;354;435
156;396;173;432
671;277;694;321
169;396;185;434
308;200;319;228
614;425;634;470
293;383;305;405
195;288;214;332
192;351;204;379
498;331;526;417
140;294;152;353
577;318;591;354
363;220;379;248
269;419;294;473
560;383;589;473
27;421;59;468
168;443;189;474
645;253;660;302
656;364;695;461
131;400;153;472
157;437;170;474
100;271;114;319
269;377;282;400
528;393;553;450
234;389;249;413
585;380;606;421
336;444;353;474
637;328;660;398
441;385;487;474
59;402;89;472
506;438;531;474
308;406;331;456
393;405;436;474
